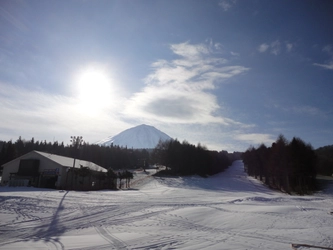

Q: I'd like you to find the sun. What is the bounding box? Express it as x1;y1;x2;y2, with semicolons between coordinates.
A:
75;67;112;114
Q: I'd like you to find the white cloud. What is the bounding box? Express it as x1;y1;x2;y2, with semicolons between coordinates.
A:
124;85;232;124
170;42;209;59
235;133;275;145
258;43;269;53
270;40;281;55
123;41;249;126
323;45;332;54
258;40;294;55
313;44;333;70
214;42;224;51
0;82;129;144
286;43;293;52
313;62;333;70
274;103;328;118
290;105;327;117
230;51;240;56
219;0;237;11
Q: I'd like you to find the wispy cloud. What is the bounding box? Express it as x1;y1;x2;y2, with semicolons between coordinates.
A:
258;43;269;53
273;103;328;118
290;105;328;118
313;62;333;70
270;40;281;55
235;133;275;146
258;40;294;55
218;0;237;11
123;41;249;125
323;45;333;55
230;51;240;57
313;44;333;70
0;6;29;32
286;43;293;52
0;82;128;143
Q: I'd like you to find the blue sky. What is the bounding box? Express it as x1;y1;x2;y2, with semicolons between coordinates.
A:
0;0;332;152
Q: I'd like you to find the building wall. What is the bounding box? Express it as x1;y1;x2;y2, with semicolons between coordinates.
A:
36;154;63;189
1;157;21;185
1;151;63;188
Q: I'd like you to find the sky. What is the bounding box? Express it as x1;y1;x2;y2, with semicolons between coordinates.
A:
0;0;332;152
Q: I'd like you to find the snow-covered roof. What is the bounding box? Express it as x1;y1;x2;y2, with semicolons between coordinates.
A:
7;151;107;172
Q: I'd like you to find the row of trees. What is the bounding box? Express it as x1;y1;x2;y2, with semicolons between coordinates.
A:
0;137;236;178
0;137;150;171
151;139;232;176
0;137;146;190
0;137;234;189
242;135;317;194
315;145;333;176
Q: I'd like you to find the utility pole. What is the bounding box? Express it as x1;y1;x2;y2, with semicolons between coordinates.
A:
70;136;83;190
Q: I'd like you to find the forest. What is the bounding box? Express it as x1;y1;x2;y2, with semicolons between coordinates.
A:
1;136;331;193
0;137;145;190
242;135;318;195
0;137;150;171
0;136;236;181
151;139;233;176
315;145;333;176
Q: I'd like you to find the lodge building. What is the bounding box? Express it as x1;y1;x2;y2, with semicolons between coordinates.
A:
1;150;107;190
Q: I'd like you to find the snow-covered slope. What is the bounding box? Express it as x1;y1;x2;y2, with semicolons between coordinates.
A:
0;161;332;249
96;124;172;149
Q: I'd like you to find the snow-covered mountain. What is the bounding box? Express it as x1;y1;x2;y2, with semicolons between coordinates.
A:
96;124;172;149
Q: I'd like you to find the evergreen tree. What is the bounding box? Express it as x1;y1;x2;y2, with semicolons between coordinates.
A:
243;135;317;194
315;145;333;176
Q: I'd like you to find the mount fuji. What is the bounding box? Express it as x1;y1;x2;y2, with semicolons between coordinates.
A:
96;124;172;149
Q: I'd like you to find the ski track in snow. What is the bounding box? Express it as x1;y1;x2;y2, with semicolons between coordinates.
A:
0;160;332;250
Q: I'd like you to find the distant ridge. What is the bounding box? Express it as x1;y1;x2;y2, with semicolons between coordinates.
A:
96;124;172;149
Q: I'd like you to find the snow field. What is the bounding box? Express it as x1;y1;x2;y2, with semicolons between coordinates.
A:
0;160;332;249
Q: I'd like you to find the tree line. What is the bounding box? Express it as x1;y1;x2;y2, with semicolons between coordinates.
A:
315;145;333;176
0;137;148;190
242;135;317;195
0;137;237;188
151;139;232;176
0;136;150;171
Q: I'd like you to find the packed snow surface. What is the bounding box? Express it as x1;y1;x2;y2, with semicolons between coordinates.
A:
96;124;172;149
1;160;333;250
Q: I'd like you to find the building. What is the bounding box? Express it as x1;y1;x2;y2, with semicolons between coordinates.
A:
1;150;108;190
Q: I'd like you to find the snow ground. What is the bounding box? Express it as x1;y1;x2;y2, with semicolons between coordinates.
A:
0;160;332;250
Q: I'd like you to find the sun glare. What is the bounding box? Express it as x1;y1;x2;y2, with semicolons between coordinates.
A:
75;67;112;114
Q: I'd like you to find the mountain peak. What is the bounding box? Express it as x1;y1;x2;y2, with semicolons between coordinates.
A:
96;124;172;149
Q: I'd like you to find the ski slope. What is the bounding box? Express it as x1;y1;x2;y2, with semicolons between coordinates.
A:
0;160;332;249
